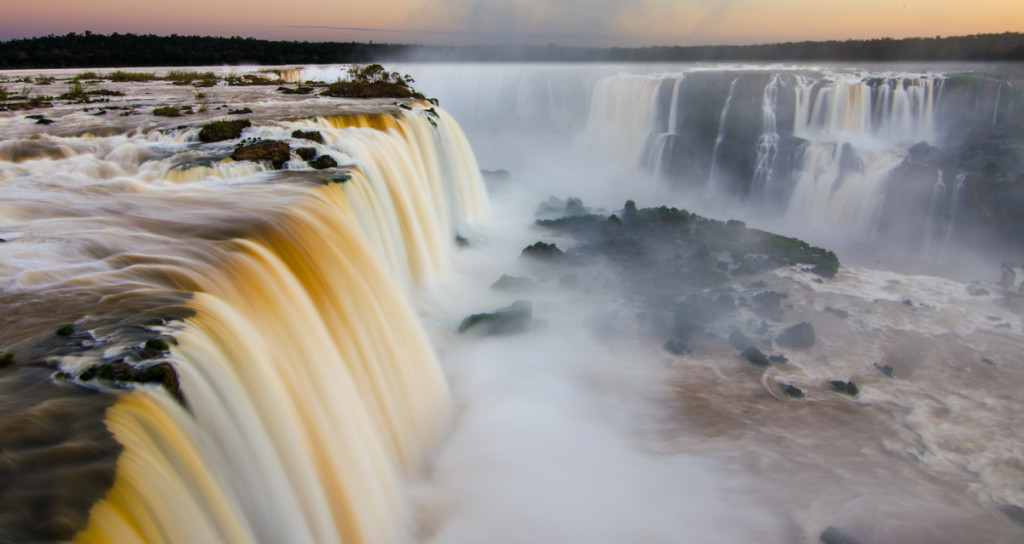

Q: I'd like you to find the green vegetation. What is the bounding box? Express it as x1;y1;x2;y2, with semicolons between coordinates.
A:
71;71;99;82
33;75;55;85
153;105;185;117
321;64;425;100
0;31;1021;68
165;70;218;87
57;81;87;101
198;119;251;142
107;70;157;82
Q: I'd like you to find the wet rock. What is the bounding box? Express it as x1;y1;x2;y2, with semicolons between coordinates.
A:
490;275;539;292
981;357;998;366
79;361;183;403
674;294;732;339
824;306;849;319
309;155;338;170
820;526;860;544
663;339;690;355
776;322;815;348
458;300;533;336
295;147;317;161
999;504;1024;527
291;129;324;143
198;119;250;142
35;117;54;125
521;241;566;261
0;352;13;369
231;140;290;169
455;235;469;247
55;324;74;337
874;362;894;377
830;380;859;396
741;346;771;367
781;383;804;398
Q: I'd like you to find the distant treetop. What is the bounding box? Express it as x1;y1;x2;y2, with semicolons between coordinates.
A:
0;31;1021;68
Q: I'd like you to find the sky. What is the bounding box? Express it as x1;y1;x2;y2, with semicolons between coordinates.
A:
1;0;1021;47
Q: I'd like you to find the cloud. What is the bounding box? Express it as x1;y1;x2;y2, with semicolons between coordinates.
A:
403;0;737;45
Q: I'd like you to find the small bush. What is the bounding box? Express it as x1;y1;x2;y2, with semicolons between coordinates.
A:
72;71;99;82
58;81;88;102
34;76;55;85
165;70;218;87
108;71;157;82
153;106;182;117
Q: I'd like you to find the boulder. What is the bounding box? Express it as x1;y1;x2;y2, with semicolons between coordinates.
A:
820;526;860;544
728;329;754;351
663;339;690;355
309;155;338;170
458;301;532;336
741;347;771;367
198;119;250;142
776;322;815;348
781;384;804;398
291;130;324;143
830;380;859;396
295;147;317;161
752;291;786;321
231;140;290;169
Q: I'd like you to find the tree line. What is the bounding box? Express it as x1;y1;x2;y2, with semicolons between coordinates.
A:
0;31;1021;69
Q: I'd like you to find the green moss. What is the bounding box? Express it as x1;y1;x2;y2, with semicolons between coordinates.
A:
144;338;170;352
152;106;182;117
55;324;74;336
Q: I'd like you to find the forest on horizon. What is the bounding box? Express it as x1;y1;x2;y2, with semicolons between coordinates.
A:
0;31;1022;69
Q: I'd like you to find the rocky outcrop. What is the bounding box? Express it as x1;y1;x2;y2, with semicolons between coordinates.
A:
458;301;533;336
231;140;290;169
198;119;251;142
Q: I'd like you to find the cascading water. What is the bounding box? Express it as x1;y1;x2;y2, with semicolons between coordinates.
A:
707;77;738;189
0;75;488;543
749;75;780;201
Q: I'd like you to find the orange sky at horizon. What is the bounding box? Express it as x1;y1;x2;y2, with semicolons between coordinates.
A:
1;0;1021;47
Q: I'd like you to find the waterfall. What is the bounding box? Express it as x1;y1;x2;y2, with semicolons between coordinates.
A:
707;78;739;189
0;102;488;543
943;172;967;253
584;75;663;166
649;76;685;176
750;75;780;200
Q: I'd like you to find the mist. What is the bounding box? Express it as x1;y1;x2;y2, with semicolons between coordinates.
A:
391;61;1024;543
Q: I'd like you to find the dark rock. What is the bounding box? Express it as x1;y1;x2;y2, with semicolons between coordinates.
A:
329;173;351;184
908;141;939;164
455;235;469;247
902;299;914;307
741;347;771;367
490;275;538;292
824;306;849;319
874;363;894;377
728;329;754;351
228;107;253;115
820;526;860;544
981;357;998;366
35;117;54;125
663;339;690;355
56;324;74;336
310;155;338;170
80;361;183;403
458;301;532;336
143;338;170;352
807;264;838;279
481;169;511;180
295;147;317;161
768;354;789;365
781;384;804;398
999;504;1024;527
521;241;565;261
291;129;324;143
830;380;859;396
231;140;291;169
198;119;251;142
0;352;13;369
776;322;815;348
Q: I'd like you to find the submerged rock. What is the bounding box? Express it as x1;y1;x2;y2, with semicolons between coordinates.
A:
874;362;894;377
458;301;533;336
820;526;860;544
830;380;859;396
781;383;804;398
741;346;771;367
231;140;290;169
291;129;324;143
663;339;691;355
752;291;786;322
295;147;317;161
776;322;815;348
